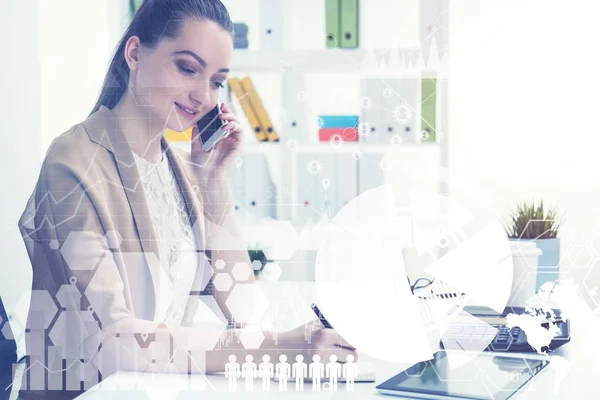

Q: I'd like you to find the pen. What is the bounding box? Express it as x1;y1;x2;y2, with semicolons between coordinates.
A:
311;303;333;329
311;303;356;351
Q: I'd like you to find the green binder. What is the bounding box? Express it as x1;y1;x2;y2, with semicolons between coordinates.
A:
130;0;144;18
421;77;437;143
326;0;340;48
340;0;359;48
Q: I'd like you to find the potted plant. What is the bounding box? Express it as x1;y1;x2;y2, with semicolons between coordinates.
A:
248;248;268;276
504;199;564;290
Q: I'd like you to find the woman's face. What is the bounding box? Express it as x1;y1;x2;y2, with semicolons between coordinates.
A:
130;18;232;133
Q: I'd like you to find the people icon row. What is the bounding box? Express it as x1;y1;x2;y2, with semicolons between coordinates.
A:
224;353;358;392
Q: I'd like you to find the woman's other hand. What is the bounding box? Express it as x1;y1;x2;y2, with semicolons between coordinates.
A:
276;321;358;363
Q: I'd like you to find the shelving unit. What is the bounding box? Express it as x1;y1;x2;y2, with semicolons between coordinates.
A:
223;0;449;223
241;141;441;154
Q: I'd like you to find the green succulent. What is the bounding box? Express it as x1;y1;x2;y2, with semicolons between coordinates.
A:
505;200;563;239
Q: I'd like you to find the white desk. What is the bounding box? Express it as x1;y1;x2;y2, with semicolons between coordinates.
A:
76;281;598;399
76;343;596;399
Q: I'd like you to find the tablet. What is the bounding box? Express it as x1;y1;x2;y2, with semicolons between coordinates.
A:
376;351;548;399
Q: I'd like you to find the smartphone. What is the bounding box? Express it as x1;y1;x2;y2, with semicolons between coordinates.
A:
196;102;229;152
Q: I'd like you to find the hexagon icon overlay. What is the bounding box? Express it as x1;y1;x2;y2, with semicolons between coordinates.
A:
17;290;58;331
261;262;282;281
239;324;265;349
60;231;108;271
225;284;269;324
258;218;301;260
213;273;233;292
173;296;228;351
231;262;252;281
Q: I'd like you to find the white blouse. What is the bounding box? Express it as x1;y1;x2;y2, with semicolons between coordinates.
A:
132;150;199;326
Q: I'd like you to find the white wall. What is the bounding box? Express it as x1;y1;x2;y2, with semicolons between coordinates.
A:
448;1;600;306
0;1;42;315
0;0;129;354
39;0;130;157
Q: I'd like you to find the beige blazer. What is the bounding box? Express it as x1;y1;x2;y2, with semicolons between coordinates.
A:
18;105;241;387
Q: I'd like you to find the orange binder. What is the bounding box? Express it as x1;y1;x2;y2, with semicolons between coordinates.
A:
164;126;193;142
240;77;280;142
228;77;268;142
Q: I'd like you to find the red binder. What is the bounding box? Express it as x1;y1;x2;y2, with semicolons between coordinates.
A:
319;127;358;142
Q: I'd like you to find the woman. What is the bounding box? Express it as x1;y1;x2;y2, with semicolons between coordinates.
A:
17;0;355;397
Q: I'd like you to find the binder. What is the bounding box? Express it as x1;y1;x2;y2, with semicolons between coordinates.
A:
334;153;358;213
315;153;337;218
241;76;280;142
244;152;277;221
318;115;359;142
319;128;358;142
325;0;340;48
358;152;385;195
233;38;249;49
164;126;192;142
259;0;283;51
233;23;249;36
296;153;318;221
359;78;383;144
397;77;418;144
381;78;418;145
340;0;359;48
421;77;437;143
130;0;143;17
228;77;268;142
227;154;247;220
295;152;336;221
320;115;359;128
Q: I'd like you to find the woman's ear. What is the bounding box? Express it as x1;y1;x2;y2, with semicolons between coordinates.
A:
124;36;141;71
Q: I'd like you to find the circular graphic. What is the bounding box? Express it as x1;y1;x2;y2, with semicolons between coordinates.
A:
360;97;373;109
379;157;392;171
314;167;514;364
358;121;371;137
307;160;321;174
329;134;343;146
286;139;298;150
390;135;403;145
394;104;412;123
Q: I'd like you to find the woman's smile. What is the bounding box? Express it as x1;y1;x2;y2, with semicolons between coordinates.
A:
174;101;199;119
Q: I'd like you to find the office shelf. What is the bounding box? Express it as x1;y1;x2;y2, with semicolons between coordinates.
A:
231;47;425;72
226;0;449;222
241;141;440;154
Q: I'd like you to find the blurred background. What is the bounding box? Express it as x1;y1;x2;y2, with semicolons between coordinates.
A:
2;0;600;363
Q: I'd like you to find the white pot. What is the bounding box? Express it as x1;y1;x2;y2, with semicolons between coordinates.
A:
508;241;543;307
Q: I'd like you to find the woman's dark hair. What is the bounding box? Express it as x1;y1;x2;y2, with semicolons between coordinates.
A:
89;0;233;116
